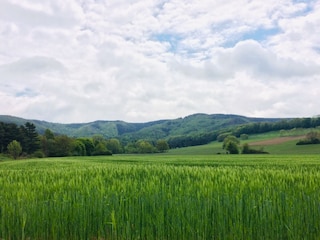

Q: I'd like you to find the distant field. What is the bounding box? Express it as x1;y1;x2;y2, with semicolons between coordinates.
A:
1;155;320;239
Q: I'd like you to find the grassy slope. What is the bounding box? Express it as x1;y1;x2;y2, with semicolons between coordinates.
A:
167;129;320;155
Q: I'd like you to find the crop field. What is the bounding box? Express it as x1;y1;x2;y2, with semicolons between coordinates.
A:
1;155;320;239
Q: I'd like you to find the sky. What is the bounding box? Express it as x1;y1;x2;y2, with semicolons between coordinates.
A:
0;0;320;123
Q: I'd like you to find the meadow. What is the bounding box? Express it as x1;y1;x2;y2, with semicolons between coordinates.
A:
1;154;320;239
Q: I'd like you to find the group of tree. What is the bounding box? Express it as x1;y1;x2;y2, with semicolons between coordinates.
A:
167;132;219;148
0;122;39;156
222;135;268;154
296;131;320;145
0;121;170;159
124;139;169;154
40;132;123;157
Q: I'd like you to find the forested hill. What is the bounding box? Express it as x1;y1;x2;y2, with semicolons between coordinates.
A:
0;113;282;140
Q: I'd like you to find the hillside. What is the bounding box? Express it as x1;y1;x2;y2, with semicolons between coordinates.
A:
167;129;320;155
0;114;283;141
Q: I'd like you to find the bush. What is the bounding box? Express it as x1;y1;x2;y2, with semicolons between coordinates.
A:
7;140;22;160
296;139;320;145
242;143;268;154
32;150;45;158
217;132;232;142
92;150;112;156
296;131;320;145
222;136;240;154
240;134;249;140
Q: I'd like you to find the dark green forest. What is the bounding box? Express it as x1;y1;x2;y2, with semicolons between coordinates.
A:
0;122;169;158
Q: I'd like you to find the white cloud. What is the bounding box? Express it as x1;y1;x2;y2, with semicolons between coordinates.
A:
0;0;319;123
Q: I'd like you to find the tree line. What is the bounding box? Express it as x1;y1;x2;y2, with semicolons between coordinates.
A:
231;117;320;137
2;116;320;158
0;121;169;159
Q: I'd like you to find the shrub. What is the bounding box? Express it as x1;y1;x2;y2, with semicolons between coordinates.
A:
240;134;249;140
296;131;320;145
242;143;268;154
7;140;22;160
222;136;240;154
32;150;45;158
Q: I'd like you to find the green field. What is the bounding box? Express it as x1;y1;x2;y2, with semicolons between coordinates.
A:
1;154;320;239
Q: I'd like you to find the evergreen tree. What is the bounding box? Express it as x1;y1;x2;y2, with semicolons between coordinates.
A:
24;122;40;154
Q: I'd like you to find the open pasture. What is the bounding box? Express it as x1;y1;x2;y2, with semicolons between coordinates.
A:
0;155;320;239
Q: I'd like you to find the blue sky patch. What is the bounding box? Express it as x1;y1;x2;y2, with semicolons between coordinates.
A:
15;88;38;98
152;33;183;53
223;27;281;48
241;27;281;42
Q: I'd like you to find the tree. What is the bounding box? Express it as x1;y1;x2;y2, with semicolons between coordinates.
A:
2;123;20;153
106;139;122;154
240;134;249;140
242;143;250;154
222;135;240;154
23;122;40;154
51;135;73;157
136;140;155;153
92;135;105;146
40;129;55;157
225;141;239;154
92;142;112;155
91;135;112;155
44;129;54;140
72;140;87;156
217;132;232;142
78;138;95;156
156;139;169;152
7;140;22;159
125;140;156;154
0;122;5;152
125;142;139;153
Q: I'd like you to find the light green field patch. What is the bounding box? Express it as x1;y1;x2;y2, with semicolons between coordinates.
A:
0;155;320;239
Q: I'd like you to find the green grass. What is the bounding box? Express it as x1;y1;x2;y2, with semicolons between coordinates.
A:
261;140;320;154
167;141;224;155
1;155;320;239
244;130;320;154
0;154;10;162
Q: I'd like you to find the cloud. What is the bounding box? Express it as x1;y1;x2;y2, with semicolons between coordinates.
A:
0;56;65;75
0;0;319;123
0;0;79;29
170;40;320;82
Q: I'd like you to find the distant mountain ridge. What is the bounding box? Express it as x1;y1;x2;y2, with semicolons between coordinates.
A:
0;114;284;141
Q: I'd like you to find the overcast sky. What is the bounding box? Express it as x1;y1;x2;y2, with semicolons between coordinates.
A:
0;0;319;123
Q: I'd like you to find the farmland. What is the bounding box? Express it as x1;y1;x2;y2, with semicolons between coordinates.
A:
1;154;320;239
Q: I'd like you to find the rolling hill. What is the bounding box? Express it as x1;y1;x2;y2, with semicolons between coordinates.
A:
0;113;284;141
